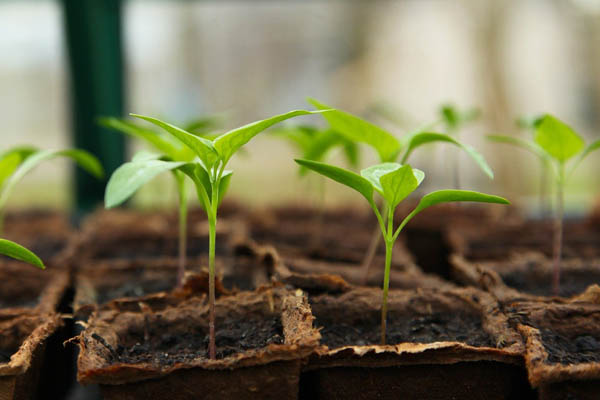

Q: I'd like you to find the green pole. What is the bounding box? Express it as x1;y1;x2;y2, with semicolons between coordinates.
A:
61;0;126;216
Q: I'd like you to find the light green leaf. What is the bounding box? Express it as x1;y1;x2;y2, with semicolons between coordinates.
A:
295;159;374;205
105;159;187;208
0;149;104;210
380;164;423;208
131;114;218;168
486;135;549;161
402;132;493;179
183;165;232;212
0;239;44;269
308;98;401;162
214;110;324;165
217;171;233;205
131;151;163;162
0;147;37;189
361;163;402;195
535;115;584;162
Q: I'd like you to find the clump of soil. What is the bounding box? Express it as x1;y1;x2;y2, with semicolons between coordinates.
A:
541;329;600;365
98;315;283;366
502;268;600;298
316;311;493;349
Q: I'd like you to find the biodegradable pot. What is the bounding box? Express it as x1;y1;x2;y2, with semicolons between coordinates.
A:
302;287;532;400
506;301;600;399
76;288;320;400
451;253;600;302
246;205;416;274
0;312;62;400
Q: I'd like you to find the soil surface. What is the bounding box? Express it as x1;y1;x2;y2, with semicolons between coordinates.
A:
541;329;600;365
98;315;283;365
96;279;177;305
316;311;493;348
502;268;600;298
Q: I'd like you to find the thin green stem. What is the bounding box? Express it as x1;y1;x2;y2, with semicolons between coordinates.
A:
381;204;394;345
207;179;219;360
175;174;188;288
552;165;565;296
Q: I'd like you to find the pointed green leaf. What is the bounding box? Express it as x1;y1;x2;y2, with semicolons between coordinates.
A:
217;171;233;205
0;147;37;189
0;239;44;269
308;98;401;162
361;163;402;195
402;132;493;179
380;164;423;208
105;159;187;208
131;114;218;168
295;159;374;205
214;110;325;165
535;115;584;162
0;149;104;210
486;135;548;161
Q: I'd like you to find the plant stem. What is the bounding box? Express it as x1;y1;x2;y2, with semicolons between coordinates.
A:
552;166;564;296
175;174;188;288
208;184;219;360
381;204;394;345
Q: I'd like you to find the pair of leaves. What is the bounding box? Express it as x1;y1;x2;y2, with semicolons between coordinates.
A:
0;239;44;269
295;159;508;235
308;99;493;179
440;104;480;131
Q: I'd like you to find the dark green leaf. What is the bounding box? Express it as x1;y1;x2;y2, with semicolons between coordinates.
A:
308;98;401;162
0;239;43;269
214;110;325;165
535;115;584;162
295;159;374;205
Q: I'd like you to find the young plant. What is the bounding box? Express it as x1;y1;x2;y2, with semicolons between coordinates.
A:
0;147;104;268
307;99;493;278
105;109;325;359
100;116;212;287
296;159;509;344
487;114;600;295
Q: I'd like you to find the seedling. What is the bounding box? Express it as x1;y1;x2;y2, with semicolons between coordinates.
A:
307;99;493;278
296;159;509;344
0;147;104;268
487;114;600;295
105;109;325;359
100;116;222;287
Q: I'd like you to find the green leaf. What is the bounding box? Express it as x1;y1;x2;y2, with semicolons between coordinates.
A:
361;163;402;195
308;98;401;162
401;132;493;178
131;114;218;168
295;159;374;205
217;171;233;205
105;158;187;208
342;140;360;168
440;104;479;130
182;165;232;212
0;149;104;210
486;135;549;161
0;147;37;189
131;151;164;162
380;164;423;208
0;239;44;269
214;110;325;165
535;115;584;162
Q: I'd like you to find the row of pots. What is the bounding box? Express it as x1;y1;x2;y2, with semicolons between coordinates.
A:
0;202;598;399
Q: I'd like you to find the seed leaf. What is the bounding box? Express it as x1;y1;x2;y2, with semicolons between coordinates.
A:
402;132;493;178
380;164;424;208
0;239;44;269
308;98;401;162
131;114;218;168
535;115;584;162
0;149;104;210
214;110;324;165
295;159;374;205
105;158;187;208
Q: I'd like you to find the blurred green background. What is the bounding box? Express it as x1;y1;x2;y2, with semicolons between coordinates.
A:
1;0;599;216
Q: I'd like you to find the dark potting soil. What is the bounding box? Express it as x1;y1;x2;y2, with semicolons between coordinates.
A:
316;312;494;349
96;279;177;305
502;268;600;298
97;315;283;366
541;329;600;365
0;347;17;363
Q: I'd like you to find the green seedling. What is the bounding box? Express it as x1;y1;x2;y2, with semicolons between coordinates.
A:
100;116;223;287
296;159;509;344
105;109;326;359
488;114;600;295
307;99;493;279
0;147;104;268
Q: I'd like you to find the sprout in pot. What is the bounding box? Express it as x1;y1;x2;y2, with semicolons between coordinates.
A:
487;114;600;295
0;147;104;268
105;109;325;359
295;158;509;344
307;99;494;279
100;115;224;287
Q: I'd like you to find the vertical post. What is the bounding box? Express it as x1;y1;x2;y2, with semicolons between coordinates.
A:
61;0;126;216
